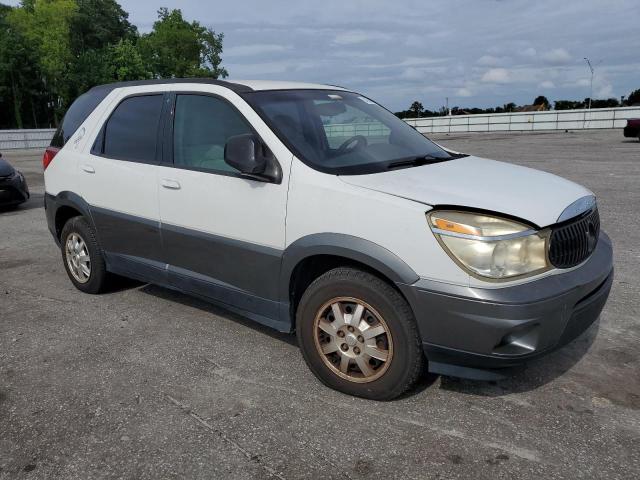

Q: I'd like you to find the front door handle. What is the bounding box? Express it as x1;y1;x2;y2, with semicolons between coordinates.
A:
81;164;95;174
161;179;181;190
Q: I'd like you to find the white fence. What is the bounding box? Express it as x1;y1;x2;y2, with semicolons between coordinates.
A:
1;106;639;149
404;106;640;134
0;129;55;150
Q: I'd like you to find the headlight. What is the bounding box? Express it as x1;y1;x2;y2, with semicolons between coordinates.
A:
428;211;550;280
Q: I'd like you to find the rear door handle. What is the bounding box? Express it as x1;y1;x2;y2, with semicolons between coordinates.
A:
161;179;181;190
81;164;95;174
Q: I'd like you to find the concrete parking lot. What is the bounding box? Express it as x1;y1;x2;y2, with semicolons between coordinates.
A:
1;129;638;479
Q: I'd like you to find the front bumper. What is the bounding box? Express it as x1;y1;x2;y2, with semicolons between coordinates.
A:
399;231;613;380
0;172;29;206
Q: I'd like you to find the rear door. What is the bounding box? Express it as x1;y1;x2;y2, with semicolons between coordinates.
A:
79;90;169;281
157;88;291;327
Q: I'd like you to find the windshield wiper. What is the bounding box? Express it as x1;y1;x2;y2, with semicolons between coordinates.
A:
386;155;449;170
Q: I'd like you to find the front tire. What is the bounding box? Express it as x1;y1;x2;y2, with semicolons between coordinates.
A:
296;267;424;400
60;216;110;294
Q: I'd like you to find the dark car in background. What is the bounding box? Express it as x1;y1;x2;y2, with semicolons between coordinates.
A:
623;119;640;141
0;152;29;208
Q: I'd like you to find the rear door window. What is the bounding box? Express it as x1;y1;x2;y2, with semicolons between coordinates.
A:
101;95;164;163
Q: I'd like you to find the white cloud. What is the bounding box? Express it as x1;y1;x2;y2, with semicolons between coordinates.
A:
225;44;290;57
521;47;537;57
456;87;472;97
597;83;613;97
481;68;511;83
477;55;502;67
538;80;555;89
333;30;392;45
541;48;572;65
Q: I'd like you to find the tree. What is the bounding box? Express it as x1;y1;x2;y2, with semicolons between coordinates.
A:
627;89;640;106
7;0;78;124
409;101;424;117
0;4;48;128
533;95;550;108
109;39;150;81
66;0;140;100
70;0;137;54
591;98;619;108
139;8;227;79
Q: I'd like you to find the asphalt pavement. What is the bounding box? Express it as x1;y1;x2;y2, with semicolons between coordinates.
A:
1;129;638;479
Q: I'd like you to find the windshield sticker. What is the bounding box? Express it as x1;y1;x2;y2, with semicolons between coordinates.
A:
328;94;343;100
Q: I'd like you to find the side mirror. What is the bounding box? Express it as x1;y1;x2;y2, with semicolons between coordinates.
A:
224;134;266;176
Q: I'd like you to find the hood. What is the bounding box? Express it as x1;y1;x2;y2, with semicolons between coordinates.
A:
0;157;16;177
339;155;593;227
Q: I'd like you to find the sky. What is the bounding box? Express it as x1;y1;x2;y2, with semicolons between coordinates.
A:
7;0;640;111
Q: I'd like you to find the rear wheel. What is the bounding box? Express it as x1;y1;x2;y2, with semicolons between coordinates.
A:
60;216;110;294
296;267;424;400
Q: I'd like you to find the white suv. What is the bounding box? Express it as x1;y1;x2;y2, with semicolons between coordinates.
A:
44;79;613;399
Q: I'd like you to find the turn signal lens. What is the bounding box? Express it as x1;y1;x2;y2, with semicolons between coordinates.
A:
432;217;479;235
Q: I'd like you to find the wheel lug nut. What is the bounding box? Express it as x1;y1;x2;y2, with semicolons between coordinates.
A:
357;335;364;343
341;344;348;351
337;331;345;338
353;347;360;355
347;326;354;333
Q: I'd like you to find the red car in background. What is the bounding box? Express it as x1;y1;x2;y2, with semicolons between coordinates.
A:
624;119;640;141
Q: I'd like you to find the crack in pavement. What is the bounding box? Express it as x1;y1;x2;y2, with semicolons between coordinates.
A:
163;393;287;480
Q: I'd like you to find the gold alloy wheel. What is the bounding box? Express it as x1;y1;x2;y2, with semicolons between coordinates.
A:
313;297;393;383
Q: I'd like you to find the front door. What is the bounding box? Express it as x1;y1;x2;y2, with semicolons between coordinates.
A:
157;90;290;327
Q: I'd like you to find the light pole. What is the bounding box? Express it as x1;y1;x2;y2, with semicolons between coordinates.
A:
584;57;594;109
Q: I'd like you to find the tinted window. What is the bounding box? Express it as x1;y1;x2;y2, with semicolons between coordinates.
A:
103;95;163;163
173;94;253;174
51;86;112;148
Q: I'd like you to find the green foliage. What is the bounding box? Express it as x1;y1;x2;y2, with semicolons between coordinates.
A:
70;0;137;54
554;100;584;110
0;2;228;128
8;0;78;121
138;8;227;79
533;95;550;107
627;89;640;106
0;3;48;128
109;39;150;81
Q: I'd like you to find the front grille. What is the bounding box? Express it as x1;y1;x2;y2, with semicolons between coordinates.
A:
548;207;600;268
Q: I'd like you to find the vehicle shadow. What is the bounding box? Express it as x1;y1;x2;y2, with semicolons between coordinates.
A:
438;320;600;397
0;193;44;214
103;276;598;400
139;283;298;347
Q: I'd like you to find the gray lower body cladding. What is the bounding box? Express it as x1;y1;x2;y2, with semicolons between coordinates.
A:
399;232;613;379
45;192;614;380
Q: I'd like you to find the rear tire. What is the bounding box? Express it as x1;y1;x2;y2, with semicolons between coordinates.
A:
296;267;424;400
60;216;110;294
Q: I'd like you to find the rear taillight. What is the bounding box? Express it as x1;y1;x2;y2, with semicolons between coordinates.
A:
42;146;60;170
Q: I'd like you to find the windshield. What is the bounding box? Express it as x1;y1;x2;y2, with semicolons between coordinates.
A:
242;89;455;175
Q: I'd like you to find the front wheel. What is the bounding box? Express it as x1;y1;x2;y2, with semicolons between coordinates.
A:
296;267;424;400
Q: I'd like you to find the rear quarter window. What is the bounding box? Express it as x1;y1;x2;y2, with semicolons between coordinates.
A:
51;87;112;148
